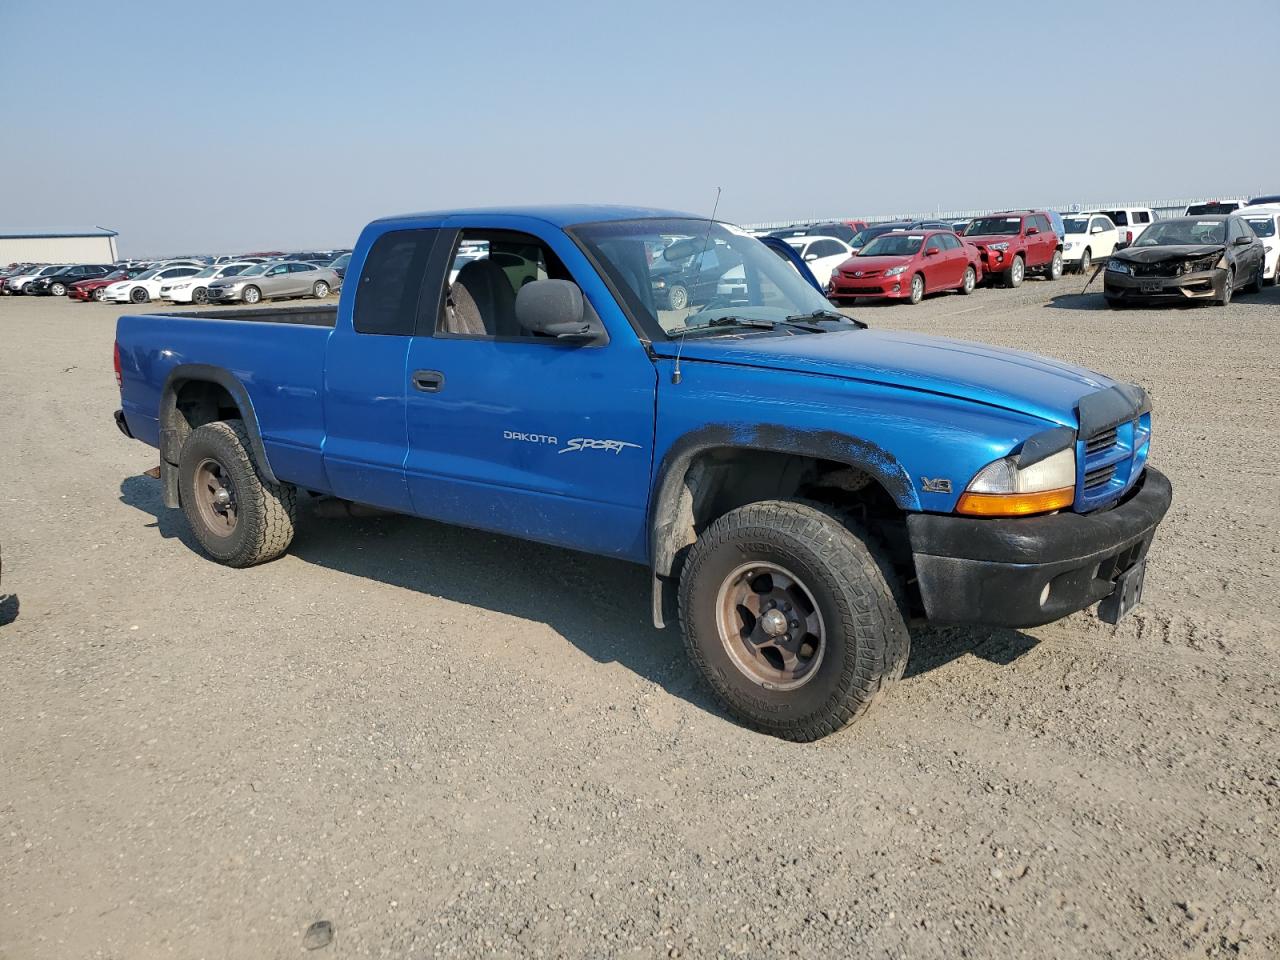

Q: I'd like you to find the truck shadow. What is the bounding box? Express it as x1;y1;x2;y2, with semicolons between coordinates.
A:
120;475;1039;715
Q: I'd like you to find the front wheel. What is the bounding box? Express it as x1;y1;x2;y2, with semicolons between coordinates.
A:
1004;255;1025;288
1079;249;1092;275
50;282;66;297
678;500;909;741
192;287;208;305
178;420;296;567
666;284;689;311
1217;268;1234;307
93;287;106;302
129;286;149;304
1046;250;1063;280
312;280;330;299
242;285;262;305
959;265;976;295
908;273;925;305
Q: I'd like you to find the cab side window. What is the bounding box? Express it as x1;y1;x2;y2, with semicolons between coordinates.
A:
354;229;440;336
1134;211;1151;225
439;229;571;340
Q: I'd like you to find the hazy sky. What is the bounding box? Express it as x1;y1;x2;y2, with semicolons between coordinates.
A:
4;0;1276;256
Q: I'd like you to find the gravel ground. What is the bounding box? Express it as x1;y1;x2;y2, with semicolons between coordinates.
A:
1;277;1277;959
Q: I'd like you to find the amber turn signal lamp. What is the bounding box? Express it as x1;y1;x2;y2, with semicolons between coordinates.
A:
955;486;1074;517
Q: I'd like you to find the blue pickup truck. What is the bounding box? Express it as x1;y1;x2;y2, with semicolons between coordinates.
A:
114;205;1172;740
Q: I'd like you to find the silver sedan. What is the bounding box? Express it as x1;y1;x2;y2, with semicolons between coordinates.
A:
206;261;340;304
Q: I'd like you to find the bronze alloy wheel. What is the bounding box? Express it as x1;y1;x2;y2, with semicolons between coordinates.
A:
715;561;826;690
193;458;238;537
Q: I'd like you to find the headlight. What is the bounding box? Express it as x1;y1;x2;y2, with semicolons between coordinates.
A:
1107;260;1132;275
956;447;1075;517
1186;255;1220;273
989;242;1010;252
883;265;908;277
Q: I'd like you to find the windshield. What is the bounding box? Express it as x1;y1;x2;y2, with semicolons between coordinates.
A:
1133;220;1226;246
849;224;905;248
1243;216;1277;238
1063;217;1090;234
571;218;837;339
39;266;64;276
965;217;1022;236
858;234;924;257
193;266;219;278
1186;203;1237;216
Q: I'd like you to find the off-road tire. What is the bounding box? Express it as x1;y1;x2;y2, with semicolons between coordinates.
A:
678;500;909;741
178;420;296;567
1003;254;1025;288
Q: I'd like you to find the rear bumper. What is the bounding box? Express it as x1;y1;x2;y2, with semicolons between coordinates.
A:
907;468;1172;628
113;408;134;439
1104;269;1226;301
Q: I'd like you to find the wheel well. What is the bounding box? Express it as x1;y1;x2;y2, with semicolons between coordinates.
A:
652;447;912;626
173;379;241;436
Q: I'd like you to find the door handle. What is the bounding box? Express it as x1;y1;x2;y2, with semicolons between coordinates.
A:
412;370;445;392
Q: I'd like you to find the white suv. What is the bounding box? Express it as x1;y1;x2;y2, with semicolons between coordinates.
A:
1086;207;1155;247
1239;206;1280;284
1061;213;1118;273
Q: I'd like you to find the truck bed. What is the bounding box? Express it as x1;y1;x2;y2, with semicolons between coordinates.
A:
167;305;338;327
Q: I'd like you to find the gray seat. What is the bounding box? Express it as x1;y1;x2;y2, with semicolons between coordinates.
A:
447;258;519;337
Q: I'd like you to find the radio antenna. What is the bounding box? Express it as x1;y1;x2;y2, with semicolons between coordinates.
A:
673;186;721;385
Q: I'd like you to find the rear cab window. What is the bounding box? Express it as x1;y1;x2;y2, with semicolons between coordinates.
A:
354;229;441;336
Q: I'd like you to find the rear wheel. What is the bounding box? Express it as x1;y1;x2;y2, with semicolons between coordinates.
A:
129;286;149;304
1045;250;1063;280
959;265;976;295
1079;249;1092;275
666;284;689;310
1245;259;1265;294
242;285;262;305
1004;255;1025;288
178;420;296;567
312;280;330;299
678;500;909;741
908;273;925;305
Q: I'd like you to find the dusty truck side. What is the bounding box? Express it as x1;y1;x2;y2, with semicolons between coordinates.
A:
113;205;1172;741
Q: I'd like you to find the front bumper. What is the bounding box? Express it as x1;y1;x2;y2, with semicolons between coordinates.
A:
907;468;1172;628
1104;268;1226;302
207;288;241;301
828;273;911;299
68;287;96;301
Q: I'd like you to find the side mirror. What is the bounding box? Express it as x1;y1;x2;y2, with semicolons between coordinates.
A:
1090;226;1104;234
804;253;819;262
1233;235;1252;245
924;247;939;256
1026;226;1040;236
515;279;606;344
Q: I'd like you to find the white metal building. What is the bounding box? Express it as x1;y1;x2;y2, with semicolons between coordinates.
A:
0;227;119;265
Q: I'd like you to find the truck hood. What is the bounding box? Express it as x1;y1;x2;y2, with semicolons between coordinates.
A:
651;329;1114;427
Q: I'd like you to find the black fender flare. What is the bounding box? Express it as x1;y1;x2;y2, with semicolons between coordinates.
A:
158;364;279;497
647;424;918;628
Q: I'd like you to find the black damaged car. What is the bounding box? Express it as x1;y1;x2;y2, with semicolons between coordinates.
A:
1104;215;1265;308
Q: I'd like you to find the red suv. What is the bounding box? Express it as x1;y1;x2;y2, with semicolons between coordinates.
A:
962;211;1063;287
827;229;983;305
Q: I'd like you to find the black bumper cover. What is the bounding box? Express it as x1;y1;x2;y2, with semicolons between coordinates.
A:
907;468;1173;628
113;408;134;439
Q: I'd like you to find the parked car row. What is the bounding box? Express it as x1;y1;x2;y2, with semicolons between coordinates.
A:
1;249;348;304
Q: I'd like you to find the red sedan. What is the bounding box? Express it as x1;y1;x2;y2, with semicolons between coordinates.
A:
827;229;983;305
69;268;145;302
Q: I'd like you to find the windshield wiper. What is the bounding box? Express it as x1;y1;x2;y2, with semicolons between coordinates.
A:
784;309;866;329
677;316;783;338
